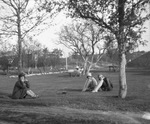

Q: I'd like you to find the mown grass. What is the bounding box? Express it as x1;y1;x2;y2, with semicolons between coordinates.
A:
0;67;150;123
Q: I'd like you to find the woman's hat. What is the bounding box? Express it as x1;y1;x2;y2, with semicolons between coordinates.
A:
18;72;26;78
76;66;79;69
87;72;92;77
98;74;104;79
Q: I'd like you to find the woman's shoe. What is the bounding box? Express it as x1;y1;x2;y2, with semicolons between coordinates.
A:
32;94;39;98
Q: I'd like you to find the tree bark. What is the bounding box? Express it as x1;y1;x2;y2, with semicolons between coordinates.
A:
17;13;22;73
117;30;127;99
118;49;127;98
83;57;88;75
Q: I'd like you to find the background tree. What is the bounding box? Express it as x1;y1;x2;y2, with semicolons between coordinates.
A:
50;48;63;68
23;36;43;69
42;47;49;71
0;42;17;73
71;51;82;66
66;0;150;98
51;48;63;58
0;0;55;73
0;56;9;73
58;20;112;74
34;48;63;71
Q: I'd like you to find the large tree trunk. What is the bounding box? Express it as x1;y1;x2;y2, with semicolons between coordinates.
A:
117;0;127;98
118;50;127;98
117;32;127;99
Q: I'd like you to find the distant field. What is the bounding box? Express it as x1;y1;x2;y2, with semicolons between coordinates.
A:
0;68;150;124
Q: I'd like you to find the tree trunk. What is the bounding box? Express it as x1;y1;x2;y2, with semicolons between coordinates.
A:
118;51;127;98
117;33;127;98
83;57;88;75
17;10;22;73
87;63;93;74
17;31;22;73
117;0;127;98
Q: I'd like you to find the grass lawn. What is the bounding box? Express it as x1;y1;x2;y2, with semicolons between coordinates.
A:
0;68;150;124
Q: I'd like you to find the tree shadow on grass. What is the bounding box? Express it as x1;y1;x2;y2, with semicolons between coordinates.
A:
105;95;139;102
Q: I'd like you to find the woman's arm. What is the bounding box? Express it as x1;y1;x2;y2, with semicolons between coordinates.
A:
16;81;27;89
24;81;30;88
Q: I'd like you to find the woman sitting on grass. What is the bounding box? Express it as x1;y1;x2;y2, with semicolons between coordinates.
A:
12;72;39;99
82;73;98;92
92;74;113;92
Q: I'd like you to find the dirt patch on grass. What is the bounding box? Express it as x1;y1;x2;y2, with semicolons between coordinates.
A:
0;104;148;124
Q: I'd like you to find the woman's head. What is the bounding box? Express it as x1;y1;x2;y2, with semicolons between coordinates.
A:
98;74;104;80
87;72;92;78
18;72;26;82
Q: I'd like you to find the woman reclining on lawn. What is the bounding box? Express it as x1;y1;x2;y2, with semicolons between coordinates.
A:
82;73;113;92
92;74;113;92
12;72;39;99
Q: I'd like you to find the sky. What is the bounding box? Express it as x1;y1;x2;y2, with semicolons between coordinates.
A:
36;12;150;56
36;12;73;57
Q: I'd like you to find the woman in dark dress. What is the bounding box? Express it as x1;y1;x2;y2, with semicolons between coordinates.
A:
92;74;113;92
12;72;38;99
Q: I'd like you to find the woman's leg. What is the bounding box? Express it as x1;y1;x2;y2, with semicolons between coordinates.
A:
27;90;38;98
92;80;104;92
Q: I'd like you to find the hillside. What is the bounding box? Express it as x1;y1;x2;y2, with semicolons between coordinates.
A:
127;51;150;68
